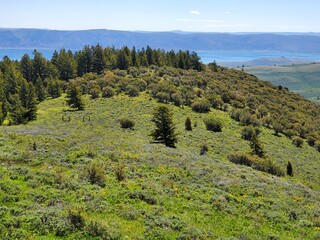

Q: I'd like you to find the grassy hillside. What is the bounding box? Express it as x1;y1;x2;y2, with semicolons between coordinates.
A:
244;63;320;100
0;92;320;239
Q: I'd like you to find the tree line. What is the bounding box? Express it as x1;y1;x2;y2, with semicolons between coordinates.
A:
0;45;203;125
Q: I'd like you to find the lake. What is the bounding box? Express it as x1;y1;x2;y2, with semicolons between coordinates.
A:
1;48;320;64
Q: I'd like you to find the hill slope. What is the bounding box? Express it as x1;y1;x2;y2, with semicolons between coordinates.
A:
244;63;320;99
0;92;320;238
1;28;320;52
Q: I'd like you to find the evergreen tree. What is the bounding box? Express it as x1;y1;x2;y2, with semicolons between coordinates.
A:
54;49;77;81
66;83;85;110
185;117;192;131
151;105;177;148
250;134;265;157
20;54;33;82
35;78;46;102
92;44;105;74
47;79;61;98
287;161;293;176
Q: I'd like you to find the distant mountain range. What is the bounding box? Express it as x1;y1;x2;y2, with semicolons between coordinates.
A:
1;28;320;52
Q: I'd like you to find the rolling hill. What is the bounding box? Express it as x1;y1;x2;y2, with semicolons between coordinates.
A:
244;63;320;100
0;65;320;239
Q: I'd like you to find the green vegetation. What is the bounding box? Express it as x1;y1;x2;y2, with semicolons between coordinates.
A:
1;46;320;239
244;63;320;100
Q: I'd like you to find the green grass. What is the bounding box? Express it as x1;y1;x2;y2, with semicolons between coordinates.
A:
244;63;320;99
0;93;320;239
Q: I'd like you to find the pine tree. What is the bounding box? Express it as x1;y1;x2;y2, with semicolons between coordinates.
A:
151;105;177;148
66;83;85;110
287;161;293;176
35;78;46;102
250;134;265;157
185;117;192;131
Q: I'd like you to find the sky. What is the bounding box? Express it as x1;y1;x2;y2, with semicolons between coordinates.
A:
1;0;320;32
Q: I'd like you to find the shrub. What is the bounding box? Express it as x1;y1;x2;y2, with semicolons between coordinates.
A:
119;118;135;129
115;164;126;181
307;136;316;146
241;126;260;141
191;98;211;113
185;117;192;131
200;143;209;155
102;87;115;98
172;93;183;106
89;87;101;99
228;152;284;176
155;92;170;103
203;117;222;132
292;136;304;147
315;141;320;152
125;85;140;97
87;161;106;187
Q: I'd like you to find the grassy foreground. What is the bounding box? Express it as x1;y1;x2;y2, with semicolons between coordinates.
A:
0;93;320;239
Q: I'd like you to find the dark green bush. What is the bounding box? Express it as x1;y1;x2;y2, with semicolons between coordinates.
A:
119;118;135;129
307;136;316;146
292;136;304;147
102;86;115;98
241;126;260;141
125;85;140;97
203;117;222;132
228;152;284;176
87;161;106;187
200;143;209;155
191;98;211;113
315;141;320;152
89;87;101;99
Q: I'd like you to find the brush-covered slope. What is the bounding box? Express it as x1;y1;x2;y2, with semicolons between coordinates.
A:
0;89;320;239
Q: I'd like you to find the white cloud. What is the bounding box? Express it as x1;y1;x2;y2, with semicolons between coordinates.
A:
190;10;200;15
224;11;231;14
177;19;224;23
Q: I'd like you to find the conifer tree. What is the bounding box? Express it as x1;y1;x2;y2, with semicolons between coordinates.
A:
66;83;85;110
287;161;293;176
250;134;265;157
151;105;177;148
185;117;192;131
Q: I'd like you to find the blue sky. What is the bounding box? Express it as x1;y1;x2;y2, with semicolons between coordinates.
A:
1;0;319;32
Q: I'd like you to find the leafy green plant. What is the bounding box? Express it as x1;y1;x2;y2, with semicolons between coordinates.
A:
203;117;222;132
119;117;135;129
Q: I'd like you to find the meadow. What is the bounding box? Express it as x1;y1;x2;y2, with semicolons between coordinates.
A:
0;92;320;239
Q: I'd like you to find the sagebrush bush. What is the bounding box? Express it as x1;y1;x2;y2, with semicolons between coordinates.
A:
200;143;208;155
241;126;260;141
191;98;211;113
203;117;222;132
102;86;115;98
292;136;304;147
119;118;135;129
228;152;284;176
87;161;106;187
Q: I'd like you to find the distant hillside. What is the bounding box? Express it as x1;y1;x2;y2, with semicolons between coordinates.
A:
1;28;320;52
244;63;320;99
221;57;316;68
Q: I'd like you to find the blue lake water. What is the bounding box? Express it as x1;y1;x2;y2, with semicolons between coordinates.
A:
1;48;320;64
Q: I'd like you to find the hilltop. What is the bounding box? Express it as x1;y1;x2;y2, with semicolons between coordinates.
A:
0;62;320;239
